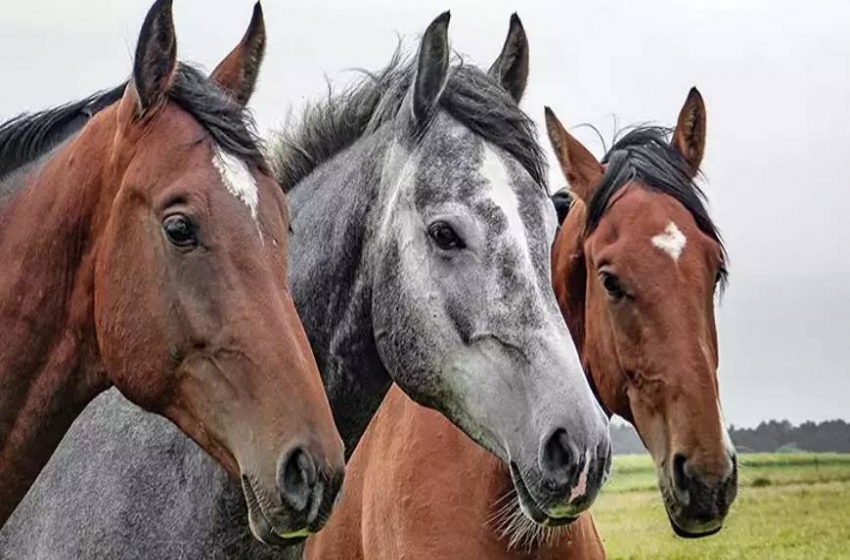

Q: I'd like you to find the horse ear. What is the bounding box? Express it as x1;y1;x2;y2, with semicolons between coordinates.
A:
544;107;604;203
131;0;177;114
488;13;529;103
412;11;451;125
672;87;706;177
211;2;266;107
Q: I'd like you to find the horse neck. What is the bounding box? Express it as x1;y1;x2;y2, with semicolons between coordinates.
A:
286;131;394;457
552;202;590;360
552;202;619;421
0;138;78;214
0;111;117;523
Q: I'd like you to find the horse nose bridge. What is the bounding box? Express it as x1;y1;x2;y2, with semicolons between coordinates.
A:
528;360;609;463
667;383;727;453
535;336;600;415
219;291;310;360
208;309;282;358
511;321;606;441
242;287;295;332
659;324;718;378
208;318;337;452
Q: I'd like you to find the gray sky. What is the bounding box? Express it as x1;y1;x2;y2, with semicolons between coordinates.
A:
2;0;848;428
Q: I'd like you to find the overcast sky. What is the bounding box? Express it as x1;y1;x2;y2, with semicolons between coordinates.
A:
1;0;847;428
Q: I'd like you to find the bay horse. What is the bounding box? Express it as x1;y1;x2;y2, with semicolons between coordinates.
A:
305;88;737;559
0;0;344;544
0;12;611;559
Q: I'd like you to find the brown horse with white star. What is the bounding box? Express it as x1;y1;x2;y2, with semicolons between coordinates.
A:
0;0;344;543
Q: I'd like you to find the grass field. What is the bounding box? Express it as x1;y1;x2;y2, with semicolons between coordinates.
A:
593;453;850;560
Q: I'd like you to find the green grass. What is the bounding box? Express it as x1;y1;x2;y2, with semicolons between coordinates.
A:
593;453;850;560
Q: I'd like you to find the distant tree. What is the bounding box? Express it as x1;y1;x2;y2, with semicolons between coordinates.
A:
729;419;850;453
611;419;850;455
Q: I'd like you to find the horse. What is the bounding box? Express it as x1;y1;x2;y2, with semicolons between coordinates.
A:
0;12;611;559
0;0;344;544
304;88;738;559
547;91;737;538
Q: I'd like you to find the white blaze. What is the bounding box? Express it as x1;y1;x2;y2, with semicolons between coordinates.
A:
213;148;259;222
718;398;737;471
652;221;687;261
482;147;529;251
379;142;417;237
570;450;592;503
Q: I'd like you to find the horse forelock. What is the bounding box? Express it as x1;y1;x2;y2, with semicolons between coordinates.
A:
270;45;547;194
589;126;728;290
165;64;267;172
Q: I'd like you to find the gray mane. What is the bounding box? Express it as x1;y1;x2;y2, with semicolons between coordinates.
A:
271;48;547;191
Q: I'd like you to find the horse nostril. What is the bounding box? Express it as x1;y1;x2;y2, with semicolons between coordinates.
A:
541;428;576;486
277;446;318;513
672;452;689;492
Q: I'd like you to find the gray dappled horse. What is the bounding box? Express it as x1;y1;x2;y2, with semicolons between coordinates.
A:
0;12;610;559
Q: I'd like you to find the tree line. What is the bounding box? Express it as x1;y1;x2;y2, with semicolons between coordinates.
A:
611;419;850;455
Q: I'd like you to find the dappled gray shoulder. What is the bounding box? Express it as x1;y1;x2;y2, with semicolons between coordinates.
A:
0;389;240;559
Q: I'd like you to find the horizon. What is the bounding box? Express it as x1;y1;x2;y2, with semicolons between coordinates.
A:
612;415;850;431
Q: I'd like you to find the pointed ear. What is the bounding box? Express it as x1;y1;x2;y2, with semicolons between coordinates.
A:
544;107;604;202
211;2;266;106
131;0;177;115
412;11;451;125
672;87;706;177
488;13;529;103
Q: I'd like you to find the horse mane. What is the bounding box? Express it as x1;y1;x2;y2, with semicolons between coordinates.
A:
551;188;573;226
0;85;125;181
270;47;547;192
587;126;728;287
0;64;266;183
168;64;267;171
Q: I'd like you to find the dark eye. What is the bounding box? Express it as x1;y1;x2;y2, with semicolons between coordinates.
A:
600;271;627;300
428;221;465;251
163;214;198;249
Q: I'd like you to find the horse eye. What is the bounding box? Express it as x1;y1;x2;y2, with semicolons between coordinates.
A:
163;214;198;249
428;221;466;251
600;271;627;300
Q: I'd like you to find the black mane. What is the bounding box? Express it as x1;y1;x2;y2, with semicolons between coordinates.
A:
0;85;124;181
587;126;728;284
168;64;266;170
271;49;546;191
0;64;265;182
